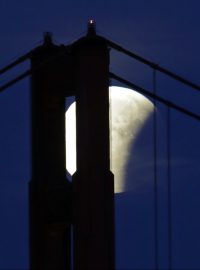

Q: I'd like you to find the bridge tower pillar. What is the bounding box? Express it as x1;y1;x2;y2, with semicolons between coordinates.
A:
72;21;115;270
29;33;73;270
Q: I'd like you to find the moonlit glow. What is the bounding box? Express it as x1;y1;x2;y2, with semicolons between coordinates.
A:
66;102;76;175
65;86;154;193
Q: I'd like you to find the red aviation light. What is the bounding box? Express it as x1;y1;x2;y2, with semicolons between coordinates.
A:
89;19;95;25
87;19;96;36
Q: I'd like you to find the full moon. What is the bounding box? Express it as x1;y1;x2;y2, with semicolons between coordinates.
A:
65;86;154;193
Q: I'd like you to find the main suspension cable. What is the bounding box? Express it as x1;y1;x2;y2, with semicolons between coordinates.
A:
105;38;200;92
0;47;69;93
109;72;200;122
0;52;31;75
0;70;31;92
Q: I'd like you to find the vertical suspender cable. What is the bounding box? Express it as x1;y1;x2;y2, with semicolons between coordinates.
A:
167;106;172;269
153;69;159;269
109;81;113;174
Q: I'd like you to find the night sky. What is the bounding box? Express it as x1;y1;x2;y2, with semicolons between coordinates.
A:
1;1;200;269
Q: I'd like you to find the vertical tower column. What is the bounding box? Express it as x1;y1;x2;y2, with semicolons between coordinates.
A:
29;34;73;270
72;23;115;270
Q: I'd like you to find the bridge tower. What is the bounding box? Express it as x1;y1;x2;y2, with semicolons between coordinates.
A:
29;33;73;270
29;22;115;270
72;21;115;270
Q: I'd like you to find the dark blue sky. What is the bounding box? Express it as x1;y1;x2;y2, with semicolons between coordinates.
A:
1;1;200;269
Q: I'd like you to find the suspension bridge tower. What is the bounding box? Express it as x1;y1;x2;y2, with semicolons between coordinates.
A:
29;21;115;270
72;20;115;270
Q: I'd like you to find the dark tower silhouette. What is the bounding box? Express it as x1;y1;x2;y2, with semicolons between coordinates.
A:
29;33;73;270
29;22;115;270
72;21;115;270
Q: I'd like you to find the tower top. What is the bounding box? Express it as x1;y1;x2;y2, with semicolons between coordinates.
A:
43;32;53;46
87;19;96;36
